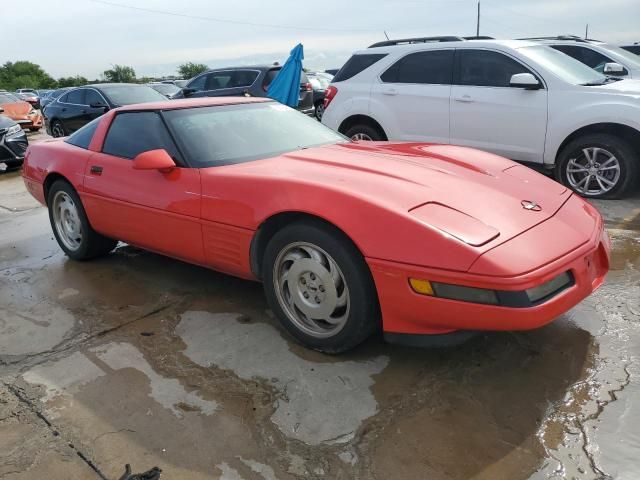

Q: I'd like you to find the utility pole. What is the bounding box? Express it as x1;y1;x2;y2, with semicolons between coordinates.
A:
585;24;589;39
476;1;480;37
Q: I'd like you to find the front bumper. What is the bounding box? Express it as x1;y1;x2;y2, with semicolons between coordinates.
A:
0;130;28;164
369;199;609;336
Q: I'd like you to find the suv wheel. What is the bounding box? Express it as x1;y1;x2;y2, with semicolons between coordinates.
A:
345;123;385;141
555;133;638;199
51;120;66;138
262;220;380;353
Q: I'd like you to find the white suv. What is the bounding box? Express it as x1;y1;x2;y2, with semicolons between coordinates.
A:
322;38;640;199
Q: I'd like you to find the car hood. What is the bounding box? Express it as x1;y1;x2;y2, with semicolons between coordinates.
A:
277;142;571;247
0;101;31;116
587;78;640;97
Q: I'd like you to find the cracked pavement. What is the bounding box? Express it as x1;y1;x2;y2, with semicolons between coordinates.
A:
1;135;639;479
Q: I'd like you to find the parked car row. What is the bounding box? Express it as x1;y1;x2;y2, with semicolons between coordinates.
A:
321;35;640;199
0;91;43;132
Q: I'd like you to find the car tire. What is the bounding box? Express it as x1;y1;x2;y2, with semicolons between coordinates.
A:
262;220;380;353
47;180;117;260
345;123;385;141
314;102;325;121
555;133;638;199
50;120;66;138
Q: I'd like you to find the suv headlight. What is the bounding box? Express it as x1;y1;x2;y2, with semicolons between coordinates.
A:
5;124;22;137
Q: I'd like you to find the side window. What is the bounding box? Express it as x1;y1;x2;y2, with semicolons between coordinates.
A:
102;112;181;161
58;92;69;103
65;117;101;150
381;50;453;84
229;70;259;88
552;45;627;75
85;89;106;106
332;54;388;82
187;73;207;92
66;89;86;104
262;69;280;89
456;50;533;87
205;72;233;90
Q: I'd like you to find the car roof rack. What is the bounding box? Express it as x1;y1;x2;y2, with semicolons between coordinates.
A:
464;36;494;40
369;36;465;48
517;35;602;43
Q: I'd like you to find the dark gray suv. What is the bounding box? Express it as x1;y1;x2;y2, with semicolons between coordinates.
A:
174;65;315;116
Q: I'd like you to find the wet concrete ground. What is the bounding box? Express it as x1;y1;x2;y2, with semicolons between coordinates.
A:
1;132;639;479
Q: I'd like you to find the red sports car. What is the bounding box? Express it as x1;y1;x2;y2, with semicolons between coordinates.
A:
22;97;610;352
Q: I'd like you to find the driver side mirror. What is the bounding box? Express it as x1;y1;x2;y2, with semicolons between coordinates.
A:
509;73;542;90
182;87;196;97
89;102;109;112
133;149;176;173
603;62;625;75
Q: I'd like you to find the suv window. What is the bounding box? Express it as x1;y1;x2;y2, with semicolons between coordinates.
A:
622;45;640;55
65;117;101;150
262;68;281;89
550;45;627;74
66;89;86;104
85;89;106;106
333;54;388;82
381;50;453;84
102;112;181;161
205;71;233;90
187;73;207;92
455;50;534;87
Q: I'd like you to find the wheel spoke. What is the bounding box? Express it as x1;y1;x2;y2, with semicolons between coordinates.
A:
596;174;615;187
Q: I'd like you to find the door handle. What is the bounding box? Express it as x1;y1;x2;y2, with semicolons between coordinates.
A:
90;165;103;175
383;88;398;96
454;95;473;103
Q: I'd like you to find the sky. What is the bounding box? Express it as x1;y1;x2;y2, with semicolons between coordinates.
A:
5;0;640;79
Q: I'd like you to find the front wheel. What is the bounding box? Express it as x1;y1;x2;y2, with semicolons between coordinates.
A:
314;102;325;121
345;123;385;141
50;120;66;138
555;133;638;199
262;221;380;353
47;180;117;260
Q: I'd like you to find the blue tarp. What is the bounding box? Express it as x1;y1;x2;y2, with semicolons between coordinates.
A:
267;43;304;107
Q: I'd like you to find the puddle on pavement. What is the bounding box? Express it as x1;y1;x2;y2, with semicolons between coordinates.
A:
609;232;640;270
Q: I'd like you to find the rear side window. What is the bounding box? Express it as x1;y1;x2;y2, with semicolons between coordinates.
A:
102;112;180;161
65;117;100;150
66;89;86;104
455;50;533;87
381;50;453;84
332;54;387;82
262;68;281;89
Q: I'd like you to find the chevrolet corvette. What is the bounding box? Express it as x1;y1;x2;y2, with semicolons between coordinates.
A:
22;97;610;352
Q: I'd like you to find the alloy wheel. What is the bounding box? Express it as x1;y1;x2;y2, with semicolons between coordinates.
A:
273;242;350;338
566;147;621;196
52;191;82;251
351;132;373;141
52;122;65;138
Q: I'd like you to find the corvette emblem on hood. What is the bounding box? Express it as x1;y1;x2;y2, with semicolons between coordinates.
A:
521;200;542;211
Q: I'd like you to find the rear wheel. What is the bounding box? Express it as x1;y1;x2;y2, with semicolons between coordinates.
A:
262;221;380;353
47;180;117;260
345;123;385;141
555;133;638;199
51;120;66;138
314;101;325;121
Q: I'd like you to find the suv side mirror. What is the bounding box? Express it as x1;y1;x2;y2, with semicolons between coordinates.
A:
603;62;625;75
182;87;196;97
509;73;542;90
132;149;176;173
89;102;109;110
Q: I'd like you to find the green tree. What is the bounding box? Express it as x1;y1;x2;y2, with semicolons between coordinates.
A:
103;64;136;83
178;62;208;79
0;61;57;90
57;75;89;88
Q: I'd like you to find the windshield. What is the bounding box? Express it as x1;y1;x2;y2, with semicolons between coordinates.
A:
100;85;166;106
518;45;607;85
0;93;22;103
149;83;180;96
163;102;345;167
599;44;640;69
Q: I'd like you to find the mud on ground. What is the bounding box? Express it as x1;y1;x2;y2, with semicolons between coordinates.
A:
1;141;639;479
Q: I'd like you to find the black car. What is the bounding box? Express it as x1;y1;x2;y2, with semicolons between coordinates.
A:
0;111;28;169
307;72;333;120
173;65;315;115
44;83;166;137
621;43;640;55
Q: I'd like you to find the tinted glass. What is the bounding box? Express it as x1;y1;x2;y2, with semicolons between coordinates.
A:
66;89;86;104
65;117;101;150
205;72;233;90
551;45;609;68
262;68;281;88
102;112;180;160
99;85;166;106
520;46;605;85
163;102;345;167
381;50;453;84
57;92;69;102
149;83;180;96
85;89;105;105
456;50;532;87
51;88;69;99
230;70;259;87
333;54;387;82
187;74;207;91
621;45;640;55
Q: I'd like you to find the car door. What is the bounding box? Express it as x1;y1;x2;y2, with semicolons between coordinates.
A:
369;49;453;143
59;88;88;133
81;111;205;263
449;49;548;163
